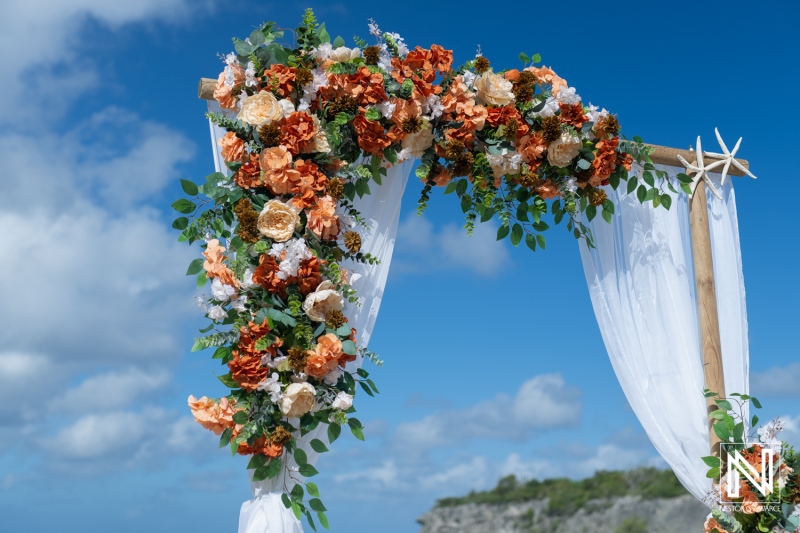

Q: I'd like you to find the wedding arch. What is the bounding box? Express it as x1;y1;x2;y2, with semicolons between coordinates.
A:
173;11;796;533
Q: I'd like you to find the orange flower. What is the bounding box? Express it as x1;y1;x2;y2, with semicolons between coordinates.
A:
202;239;238;288
527;66;568;94
187;395;237;435
741;492;764;514
307;195;340;241
290;159;327;209
559;103;588;128
213;67;243;110
535;179;560;200
440;76;487;138
617;151;633;172
324;67;387;108
517;133;547;165
280;112;316;156
704;517;729;533
295;256;323;295
486;105;530;140
219;131;246;163
304;334;344;378
591;137;620;185
259;146;300;196
229;319;275;392
253;254;291;297
352;114;395;156
263;64;296;98
390;98;423;136
233;153;263;190
264;441;284;458
504;69;521;82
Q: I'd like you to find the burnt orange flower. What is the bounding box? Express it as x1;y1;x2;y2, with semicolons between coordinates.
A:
487;105;530;140
233;153;263;190
296;256;323;295
535;179;560;200
324;67;387;108
280;112;316;156
219;131;246;163
263;64;296;98
264;441;284;458
559;103;588;128
617;151;633;172
591;137;620;185
253;254;291;297
202;239;239;288
504;69;521;82
213;67;243;110
517;133;547;165
290;159;327;209
352;114;395;155
704;517;729;533
259;146;300;196
229;319;276;392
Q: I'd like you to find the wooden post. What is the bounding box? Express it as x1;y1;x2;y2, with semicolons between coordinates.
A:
688;175;727;456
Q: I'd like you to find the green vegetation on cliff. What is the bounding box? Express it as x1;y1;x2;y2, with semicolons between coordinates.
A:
436;467;687;517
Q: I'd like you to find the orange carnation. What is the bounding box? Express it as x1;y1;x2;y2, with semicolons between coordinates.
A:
280;112;316;156
307;195;340;241
559;103;588;128
202;239;238;288
486;105;530;140
591;137;620;185
352;114;395;156
253;254;292;297
517;133;547;165
290;159;327;209
233;153;263;190
295;256;323;295
264;64;296;98
259;146;299;195
324;67;387;108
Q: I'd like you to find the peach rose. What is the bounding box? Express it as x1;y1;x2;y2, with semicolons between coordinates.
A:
547;132;582;168
279;383;316;418
219;131;245;163
302;281;344;322
213;70;241;110
259;146;297;195
237;91;283;127
517;133;547;164
401;120;434;159
304;333;345;378
187;395;236;435
473;71;515;107
527;66;568;95
257;199;300;242
307;195;340;241
202;239;238;288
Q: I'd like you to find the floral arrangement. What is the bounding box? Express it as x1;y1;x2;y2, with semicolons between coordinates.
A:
701;391;799;533
173;10;674;528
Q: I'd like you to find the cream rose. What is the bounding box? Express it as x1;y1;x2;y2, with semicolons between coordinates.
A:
546;132;582;168
237;91;283;126
279;382;316;418
258;199;300;242
401;121;434;159
277;98;295;119
331;391;353;411
473;71;515;107
301;116;332;154
330;46;361;63
302;281;344;322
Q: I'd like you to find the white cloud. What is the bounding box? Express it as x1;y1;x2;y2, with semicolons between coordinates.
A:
751;362;800;397
394;214;511;277
0;0;206;125
393;374;581;455
50;368;171;412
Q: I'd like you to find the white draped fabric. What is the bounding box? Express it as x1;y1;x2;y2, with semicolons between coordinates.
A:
206;103;412;531
579;164;750;503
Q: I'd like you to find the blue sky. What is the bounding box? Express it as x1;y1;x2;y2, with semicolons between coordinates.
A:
0;1;798;532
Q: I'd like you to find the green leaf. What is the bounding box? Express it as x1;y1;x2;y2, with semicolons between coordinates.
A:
180;179;199;196
636;185;647;203
644;188;658;202
661;194;672;210
327;423;341;444
172;198;196;214
310;439;328;453
247;454;267;470
266;457;282;479
536;234;546;250
291;502;302;520
532;53;541;63
518;52;530;64
366;379;379;393
510;223;523;246
359;381;374;397
751;415;759;427
751;397;762;409
186;258;204;276
232;411;248;425
626;176;638;195
309;498;327;512
496;225;510;241
333;36;345;48
294;448;308;466
306;481;320;498
291;484;304;501
281;493;291;509
336;325;352;337
318;512;330;529
365;107;381;121
602;200;615;215
716;399;733;411
601;209;612;224
196;271;208;289
443;181;458;195
218;427;233;448
348;418;365;441
341;340;357;355
318;23;330;43
252;465;270;482
676;172;693;184
217;373;238;388
706;466;720;479
234;40;252;56
585;204;597;222
172;217;189;230
702;455;722;468
299;464;319;477
643;171;655;187
525;233;537;251
713;421;731;441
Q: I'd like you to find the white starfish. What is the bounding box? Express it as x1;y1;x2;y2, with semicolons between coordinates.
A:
702;127;758;186
677;135;725;199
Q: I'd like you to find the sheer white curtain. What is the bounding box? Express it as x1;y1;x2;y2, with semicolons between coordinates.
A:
206;103;412;531
579;164;749;503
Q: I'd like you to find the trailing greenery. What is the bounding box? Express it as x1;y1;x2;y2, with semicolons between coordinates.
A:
435;467;687;516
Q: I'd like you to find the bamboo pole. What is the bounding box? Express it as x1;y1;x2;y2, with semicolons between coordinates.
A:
688;174;727;457
197;77;749;176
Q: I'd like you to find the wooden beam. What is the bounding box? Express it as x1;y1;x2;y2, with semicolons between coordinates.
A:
197;77;749;175
689;176;727;456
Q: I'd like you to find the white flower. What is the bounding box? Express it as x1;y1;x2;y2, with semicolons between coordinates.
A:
532;96;559;118
268;238;312;279
547;132;582;168
486;149;522;178
224;52;237;66
378;99;396;119
323;367;343;386
267;355;286;369
211;278;237;302
302;281;345;322
230;296;248;313
245;61;257;88
241;268;255;289
401;121;435;159
474;71;514;106
194;295;208;312
330;46;361;63
332;391;353;411
277;98;295;118
555;86;581;105
368;19;381;38
280;383;316;418
257;372;283;402
461;70;477;89
386;32;409;56
758;418;785;454
207;305;227;321
564;176;578;194
336;204;356;230
586;103;608;124
311;42;333;61
422;94;444;121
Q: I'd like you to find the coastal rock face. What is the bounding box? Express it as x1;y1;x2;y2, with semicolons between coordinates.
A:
417;495;708;533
